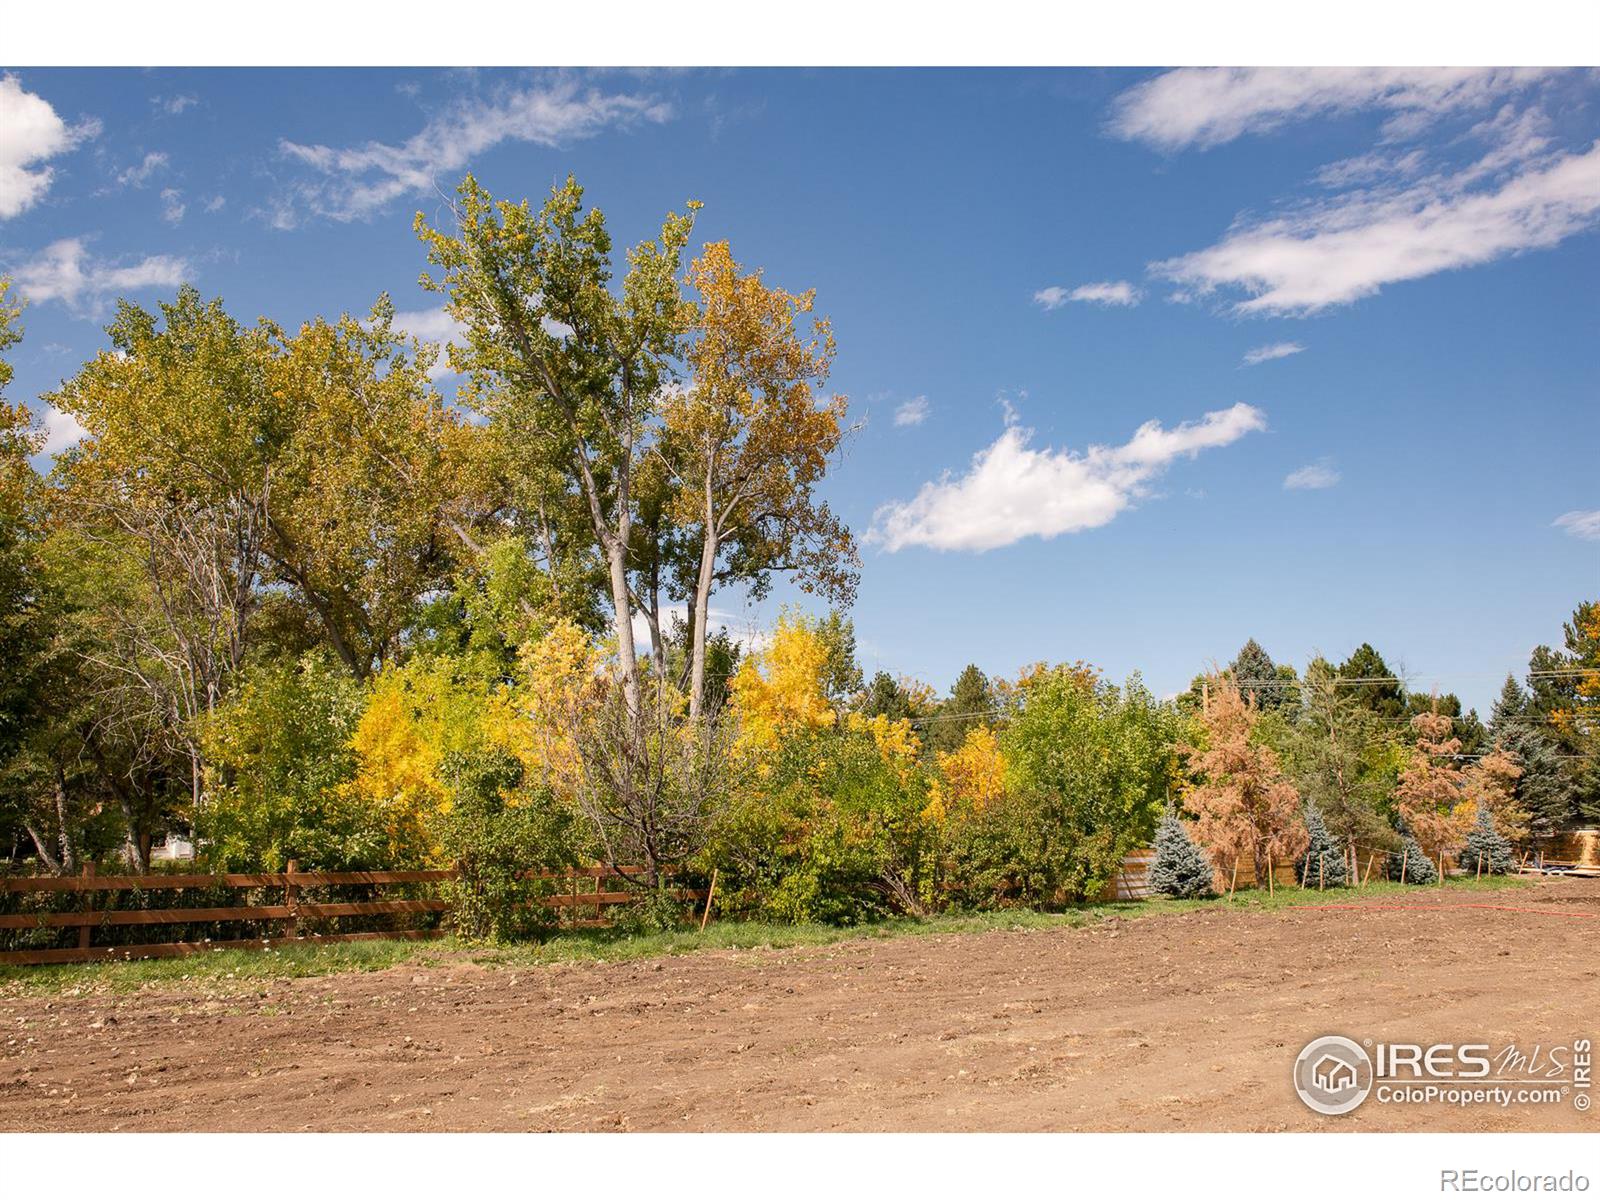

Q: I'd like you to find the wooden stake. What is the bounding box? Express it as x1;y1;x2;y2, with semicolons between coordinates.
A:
1400;847;1409;885
1229;858;1239;900
1267;853;1274;897
1476;852;1484;881
1319;853;1326;892
1363;852;1376;887
1438;852;1445;886
78;863;94;952
699;868;719;933
284;859;299;940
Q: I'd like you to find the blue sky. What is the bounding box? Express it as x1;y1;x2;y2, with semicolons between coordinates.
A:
2;67;1597;712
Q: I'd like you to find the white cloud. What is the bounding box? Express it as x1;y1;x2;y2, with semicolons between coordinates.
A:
893;396;929;428
1107;67;1558;151
391;305;466;380
870;402;1266;553
1242;341;1306;366
1283;461;1341;490
116;151;169;189
153;94;199;117
1553;510;1600;541
203;195;226;213
1152;140;1600;315
1034;280;1140;310
160;188;186;225
39;405;87;455
0;74;100;219
13;237;189;316
276;77;672;223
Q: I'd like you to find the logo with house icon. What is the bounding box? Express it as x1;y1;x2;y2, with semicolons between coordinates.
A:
1294;1036;1374;1115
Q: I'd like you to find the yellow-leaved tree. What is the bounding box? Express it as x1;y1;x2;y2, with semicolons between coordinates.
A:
730;612;838;752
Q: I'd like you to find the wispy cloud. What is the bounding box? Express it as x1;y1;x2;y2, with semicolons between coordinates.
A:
870;402;1266;553
159;188;186;225
1153;139;1600;315
0;73;100;220
13;237;189;316
1284;461;1341;490
1034;280;1141;310
1553;510;1600;541
1107;67;1558;152
115;151;169;189
893;396;929;428
1242;341;1305;366
274;77;672;224
152;94;199;117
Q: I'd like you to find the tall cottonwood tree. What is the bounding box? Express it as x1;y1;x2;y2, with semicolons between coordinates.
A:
667;241;857;719
416;174;699;723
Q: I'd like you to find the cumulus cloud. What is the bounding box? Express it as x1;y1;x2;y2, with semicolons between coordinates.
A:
13;237;189;316
1553;510;1600;541
276;77;672;223
1283;461;1341;490
0;74;100;219
39;405;88;456
1107;67;1558;151
870;402;1266;553
115;151;169;189
893;396;929;427
1034;280;1140;310
391;305;467;380
1242;342;1306;366
1152;139;1600;315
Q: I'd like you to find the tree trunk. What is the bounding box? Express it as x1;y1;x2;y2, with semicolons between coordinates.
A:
687;529;719;721
605;538;641;722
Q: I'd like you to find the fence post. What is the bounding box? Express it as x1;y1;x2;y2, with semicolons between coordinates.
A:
78;863;95;952
284;859;299;940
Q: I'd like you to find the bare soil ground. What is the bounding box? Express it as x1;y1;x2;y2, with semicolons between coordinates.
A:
4;877;1597;1132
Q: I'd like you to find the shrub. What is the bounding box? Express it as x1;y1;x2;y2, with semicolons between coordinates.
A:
199;654;388;870
437;749;585;942
999;668;1177;902
1148;811;1214;899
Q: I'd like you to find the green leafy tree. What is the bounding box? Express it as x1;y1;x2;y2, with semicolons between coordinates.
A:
1284;657;1395;845
1000;667;1177;902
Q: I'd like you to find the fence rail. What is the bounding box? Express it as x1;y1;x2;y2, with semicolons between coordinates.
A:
0;863;707;966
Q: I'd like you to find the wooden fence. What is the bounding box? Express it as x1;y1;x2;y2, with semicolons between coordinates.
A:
0;864;707;967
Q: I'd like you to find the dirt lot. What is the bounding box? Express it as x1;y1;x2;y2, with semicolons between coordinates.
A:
4;877;1597;1132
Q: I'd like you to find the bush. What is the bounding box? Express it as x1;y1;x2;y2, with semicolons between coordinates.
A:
199;654;389;870
1295;802;1349;887
437;749;585;941
708;727;938;926
1148;811;1214;898
1460;804;1515;875
998;669;1177;903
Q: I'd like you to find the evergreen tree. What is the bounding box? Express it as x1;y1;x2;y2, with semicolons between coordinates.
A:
1490;674;1575;836
1460;804;1515;875
1384;823;1439;884
1295;801;1349;887
860;670;913;721
930;664;994;753
1148;811;1215;898
1337;643;1406;718
1229;639;1290;712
